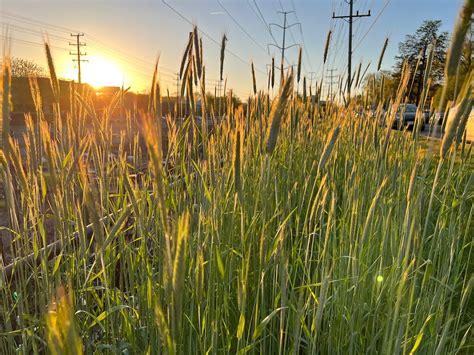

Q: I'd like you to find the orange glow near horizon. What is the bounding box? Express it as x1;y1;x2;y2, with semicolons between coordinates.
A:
64;55;125;89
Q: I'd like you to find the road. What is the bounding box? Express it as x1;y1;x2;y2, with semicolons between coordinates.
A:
420;124;442;139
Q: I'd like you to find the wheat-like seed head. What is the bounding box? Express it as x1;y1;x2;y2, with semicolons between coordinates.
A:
422;41;436;91
318;126;340;172
323;30;332;64
45;42;59;101
251;62;257;95
380;75;385;102
355;62;362;88
1;56;11;154
303;76;307;101
220;34;227;81
149;60;159;114
233;108;244;195
297;47;302;83
377;38;389;71
271;57;275;89
440;73;472;158
180;32;193;80
193;26;202;79
266;73;293;154
173;210;189;294
358;63;371;89
445;0;474;78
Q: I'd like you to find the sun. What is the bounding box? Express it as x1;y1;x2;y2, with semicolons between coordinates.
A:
80;55;124;88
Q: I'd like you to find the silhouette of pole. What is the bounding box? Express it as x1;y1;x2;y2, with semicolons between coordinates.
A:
69;33;87;84
333;1;371;102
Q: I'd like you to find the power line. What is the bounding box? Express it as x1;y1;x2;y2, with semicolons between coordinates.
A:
0;35;70;52
1;22;71;44
2;8;250;95
325;68;338;100
269;11;301;83
217;0;269;55
0;10;80;34
1;11;190;80
250;0;286;60
326;2;347;93
312;0;338;87
3;20;173;79
333;0;371;101
289;0;314;72
247;0;267;28
69;33;87;84
351;0;369;46
161;0;267;77
84;35;179;76
306;71;317;93
277;1;306;73
3;6;263;91
247;0;292;75
353;0;392;52
0;34;177;88
328;1;346;71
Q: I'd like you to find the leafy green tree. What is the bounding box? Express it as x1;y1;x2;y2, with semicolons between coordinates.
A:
393;20;449;104
433;26;473;107
363;70;398;107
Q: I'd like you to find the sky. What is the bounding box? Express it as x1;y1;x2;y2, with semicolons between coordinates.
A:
0;0;464;97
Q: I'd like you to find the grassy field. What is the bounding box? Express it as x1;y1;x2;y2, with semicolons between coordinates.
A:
1;6;473;354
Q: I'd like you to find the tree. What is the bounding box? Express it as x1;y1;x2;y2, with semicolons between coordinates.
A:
432;28;473;107
458;24;473;73
204;90;242;114
362;70;398;107
393;20;449;105
11;57;46;77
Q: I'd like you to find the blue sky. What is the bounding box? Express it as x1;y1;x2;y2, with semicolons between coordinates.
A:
1;0;464;96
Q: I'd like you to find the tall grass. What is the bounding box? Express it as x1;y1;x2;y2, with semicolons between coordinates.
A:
0;2;473;353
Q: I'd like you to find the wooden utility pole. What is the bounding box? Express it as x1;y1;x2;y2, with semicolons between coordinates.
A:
333;1;371;102
69;33;87;84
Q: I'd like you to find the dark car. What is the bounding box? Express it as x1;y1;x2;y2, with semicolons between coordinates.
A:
423;110;431;124
434;111;445;126
393;104;423;130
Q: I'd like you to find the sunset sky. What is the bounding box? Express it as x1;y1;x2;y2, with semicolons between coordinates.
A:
1;0;463;97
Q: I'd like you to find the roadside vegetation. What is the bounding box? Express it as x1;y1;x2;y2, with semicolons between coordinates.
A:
0;0;472;353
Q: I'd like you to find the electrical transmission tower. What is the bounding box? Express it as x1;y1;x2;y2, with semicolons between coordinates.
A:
333;0;370;102
307;72;317;88
325;68;338;101
69;33;88;84
269;11;301;83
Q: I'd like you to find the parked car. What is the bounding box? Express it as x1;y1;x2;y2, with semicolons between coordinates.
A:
434;111;445;126
392;104;424;130
423;110;431;124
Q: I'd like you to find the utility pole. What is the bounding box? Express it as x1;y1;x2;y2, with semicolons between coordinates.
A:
175;73;181;117
269;11;300;83
333;1;370;102
307;72;317;89
175;73;180;98
69;33;87;84
216;80;222;117
307;71;317;104
325;68;338;101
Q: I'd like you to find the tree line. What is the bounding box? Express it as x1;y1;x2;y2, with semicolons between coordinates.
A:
364;19;472;109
